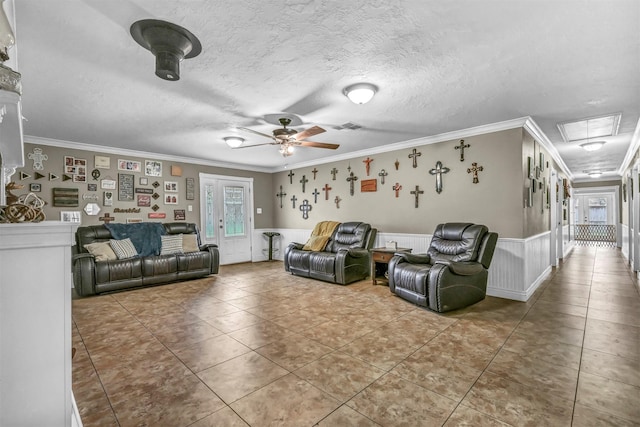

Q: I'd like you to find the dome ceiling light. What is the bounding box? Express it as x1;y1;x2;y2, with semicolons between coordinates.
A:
224;136;244;148
343;83;377;105
588;171;602;178
580;141;605;151
130;19;202;81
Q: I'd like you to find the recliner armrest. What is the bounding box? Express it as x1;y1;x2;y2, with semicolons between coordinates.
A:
289;242;305;250
346;247;369;258
396;253;431;264
434;260;483;275
199;243;218;251
72;253;95;262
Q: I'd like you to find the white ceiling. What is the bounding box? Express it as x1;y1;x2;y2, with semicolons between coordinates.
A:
13;0;640;179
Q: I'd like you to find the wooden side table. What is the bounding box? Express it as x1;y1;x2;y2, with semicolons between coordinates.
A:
371;247;412;285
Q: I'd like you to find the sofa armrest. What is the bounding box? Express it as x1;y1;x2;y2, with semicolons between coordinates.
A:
427;263;488;312
396;253;431;264
284;242;305;272
200;244;219;274
346;247;369;258
433;260;484;275
335;248;371;284
72;253;97;297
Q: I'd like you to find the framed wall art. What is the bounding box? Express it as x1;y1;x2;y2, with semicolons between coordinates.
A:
118;173;134;201
104;191;114;206
94;155;111;169
174;209;186;220
164;181;178;192
53;188;79;207
29;183;41;192
60;211;81;223
101;179;116;190
137;194;151;207
164;194;178;205
118;159;142;173
145;160;162;177
186;177;195;200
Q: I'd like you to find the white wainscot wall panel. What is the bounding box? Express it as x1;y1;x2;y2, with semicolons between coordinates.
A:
253;228;311;261
621;223;629;261
562;225;575;259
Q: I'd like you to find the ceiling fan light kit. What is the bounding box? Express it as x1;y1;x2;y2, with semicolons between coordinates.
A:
130;19;202;81
224;136;244;148
580;141;605;151
343;83;377;104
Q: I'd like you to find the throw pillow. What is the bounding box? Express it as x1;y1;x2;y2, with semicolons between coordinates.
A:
182;234;200;253
160;234;184;255
83;241;117;262
109;238;138;259
302;235;331;251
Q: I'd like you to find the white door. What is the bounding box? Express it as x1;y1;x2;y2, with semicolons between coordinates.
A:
200;173;253;265
550;169;558;266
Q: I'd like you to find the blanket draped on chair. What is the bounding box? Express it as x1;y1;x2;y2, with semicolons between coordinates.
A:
104;222;166;257
302;220;341;251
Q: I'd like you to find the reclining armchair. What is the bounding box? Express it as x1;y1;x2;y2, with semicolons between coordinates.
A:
388;223;498;312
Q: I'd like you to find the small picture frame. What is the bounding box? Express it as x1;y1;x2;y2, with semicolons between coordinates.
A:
171;165;182;177
29;183;41;192
137;194;151;207
527;156;534;179
60;211;81;223
64;156;75;167
145;160;162;177
104;191;114;206
87;183;98;191
164;181;178;192
164;194;178;205
126;218;143;224
174;209;186;221
139;177;148;186
101;179;116;190
73;174;87;183
94;155;111;169
118;159;142;173
186;177;195;200
539;153;545;171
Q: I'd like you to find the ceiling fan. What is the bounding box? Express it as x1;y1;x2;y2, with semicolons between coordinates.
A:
236;118;339;157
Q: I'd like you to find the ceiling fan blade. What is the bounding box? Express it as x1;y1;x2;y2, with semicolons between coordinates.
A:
299;140;340;150
237;126;275;140
233;142;278;149
293;126;325;141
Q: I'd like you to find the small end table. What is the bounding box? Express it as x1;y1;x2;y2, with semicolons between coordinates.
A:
371;247;412;285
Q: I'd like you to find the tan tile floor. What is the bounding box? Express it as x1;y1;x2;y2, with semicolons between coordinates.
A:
72;246;640;426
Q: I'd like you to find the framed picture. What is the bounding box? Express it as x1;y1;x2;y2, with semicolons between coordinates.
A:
137;194;151;207
126;218;143;224
139;177;148;186
29;183;41;192
104;191;114;206
164;181;178;192
87;183;97;191
539;153;545;171
174;209;186;220
65;165;77;174
164;194;178;205
527;156;534;179
118;159;142;173
186;177;195;200
74;158;87;168
171;165;182;177
94;155;111;169
73;174;87;183
118;173;135;201
145;160;162;177
53;188;79;207
101;179;116;190
60;211;81;223
64;156;75;167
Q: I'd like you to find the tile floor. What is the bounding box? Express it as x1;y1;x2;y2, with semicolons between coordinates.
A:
72;246;640;426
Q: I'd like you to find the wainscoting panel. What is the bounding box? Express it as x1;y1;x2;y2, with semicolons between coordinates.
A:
621;223;629;262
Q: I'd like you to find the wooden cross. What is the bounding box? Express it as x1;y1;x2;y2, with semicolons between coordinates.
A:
330;167;338;181
300;175;308;193
408;148;421;168
276;185;287;208
378;169;388;185
346;171;359;196
299;199;312;219
287;170;295;184
394;159;399;170
393;182;402;198
429;161;450;194
334;196;341;209
410;185;424;208
322;183;332;200
312;188;320;203
311;168;318;180
99;212;115;223
290;195;297;209
467;162;484;184
455;139;470;162
363;157;373;176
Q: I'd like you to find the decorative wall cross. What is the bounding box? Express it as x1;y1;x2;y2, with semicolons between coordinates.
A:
276;185;287;208
99;213;115;223
330;167;338;181
323;183;332;200
455;139;470;162
393;182;402;198
395;159;400;170
27;147;48;170
300;175;308;193
299;199;312;219
287;170;295;184
311;168;318;179
334;196;341;209
290;195;297;208
408;148;421;168
410;185;424;208
363;157;373;176
312;188;319;203
378;169;388;185
428;161;450;194
346;171;359;196
467;162;484;183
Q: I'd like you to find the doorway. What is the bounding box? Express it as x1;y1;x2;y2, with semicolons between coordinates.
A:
199;173;254;265
573;187;619;247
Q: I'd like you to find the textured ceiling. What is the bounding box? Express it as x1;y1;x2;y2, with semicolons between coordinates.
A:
13;0;640;179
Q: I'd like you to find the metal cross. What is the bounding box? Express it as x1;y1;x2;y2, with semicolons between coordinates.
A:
410;185;424;208
467;162;484;184
290;195;297;208
363;157;373;176
276;185;287;208
300;175;308;193
346;171;359;196
334;196;341;209
330;167;338;181
323;183;332;200
299;199;312;219
455;139;470;162
287;170;295;184
311;168;318;179
99;212;115;223
312;188;320;203
429;161;450;194
408;148;421;168
393;182;402;198
394;159;399;170
347;164;351;173
378;169;388;185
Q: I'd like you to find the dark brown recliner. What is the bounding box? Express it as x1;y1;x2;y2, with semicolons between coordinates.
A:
387;223;498;312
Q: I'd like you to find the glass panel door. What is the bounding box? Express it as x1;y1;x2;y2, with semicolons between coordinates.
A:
224;185;245;237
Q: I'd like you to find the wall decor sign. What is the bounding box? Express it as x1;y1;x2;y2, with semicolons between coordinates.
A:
174;209;186;220
82;193;99;201
53;188;79;207
29;183;41;192
164;194;178;205
118;159;142;172
84;203;101;216
527;156;534;179
135;188;153;194
171;165;182;177
60;211;81;223
114;208;141;213
139;177;148;186
126;218;143;224
91;169;101;180
164;181;178;192
118;173;135;201
145;160;162;177
361;179;377;192
101;178;116;190
148;212;166;219
104;191;114;206
186;177;195;200
137;194;151;207
94;155;111;169
27;147;48;170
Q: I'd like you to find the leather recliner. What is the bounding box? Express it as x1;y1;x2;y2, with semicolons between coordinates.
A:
284;221;377;285
387;223;498;312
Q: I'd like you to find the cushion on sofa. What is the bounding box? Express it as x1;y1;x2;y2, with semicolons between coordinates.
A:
84;241;117;262
182;234;200;253
110;238;138;259
160;234;184;255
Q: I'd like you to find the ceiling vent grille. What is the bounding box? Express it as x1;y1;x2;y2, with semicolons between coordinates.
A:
557;113;621;143
333;122;362;131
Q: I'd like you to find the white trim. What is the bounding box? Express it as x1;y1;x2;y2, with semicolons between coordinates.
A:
523;117;574;180
618;117;640;176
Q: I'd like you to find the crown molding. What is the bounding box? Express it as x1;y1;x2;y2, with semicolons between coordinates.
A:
522;117;574;181
23;135;275;174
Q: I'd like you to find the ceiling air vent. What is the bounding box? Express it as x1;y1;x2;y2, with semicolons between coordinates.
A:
333;122;362;131
557;113;621;143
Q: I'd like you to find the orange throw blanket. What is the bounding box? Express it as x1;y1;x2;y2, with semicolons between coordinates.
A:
302;221;341;251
